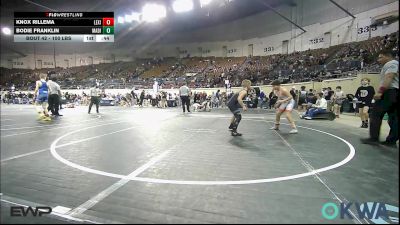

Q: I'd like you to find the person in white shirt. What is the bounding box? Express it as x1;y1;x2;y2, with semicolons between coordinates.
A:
302;93;327;120
47;78;62;116
332;86;345;118
193;100;211;112
179;82;191;113
88;84;100;114
362;49;398;147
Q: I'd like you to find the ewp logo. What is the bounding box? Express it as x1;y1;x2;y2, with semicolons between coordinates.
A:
10;206;52;217
321;202;399;224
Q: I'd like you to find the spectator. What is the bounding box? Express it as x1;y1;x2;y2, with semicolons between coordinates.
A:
268;90;277;109
139;90;145;107
298;86;308;111
301;93;327;120
355;78;375;128
332;86;345;118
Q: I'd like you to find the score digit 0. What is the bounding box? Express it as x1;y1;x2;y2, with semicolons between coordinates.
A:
102;18;114;26
102;26;114;34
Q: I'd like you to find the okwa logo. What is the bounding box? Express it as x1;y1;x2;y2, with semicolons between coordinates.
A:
321;202;399;224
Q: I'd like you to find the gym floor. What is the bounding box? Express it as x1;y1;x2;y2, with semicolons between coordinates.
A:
1;104;398;224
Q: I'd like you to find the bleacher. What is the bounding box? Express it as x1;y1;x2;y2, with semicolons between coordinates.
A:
1;32;398;91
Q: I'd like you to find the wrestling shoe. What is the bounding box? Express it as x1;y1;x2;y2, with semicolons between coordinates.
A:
361;138;379;145
37;113;45;120
380;141;397;148
42;116;51;121
289;129;298;134
231;131;242;136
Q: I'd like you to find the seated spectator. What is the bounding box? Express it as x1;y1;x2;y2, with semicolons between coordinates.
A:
301;93;327;120
305;92;317;110
297;86;308;111
193;100;211;112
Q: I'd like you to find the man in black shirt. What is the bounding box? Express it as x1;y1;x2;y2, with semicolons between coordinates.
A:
355;78;375;128
268;91;277;109
139;90;145;107
131;89;137;106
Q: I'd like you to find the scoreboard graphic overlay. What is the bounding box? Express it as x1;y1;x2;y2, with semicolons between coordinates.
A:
14;12;114;42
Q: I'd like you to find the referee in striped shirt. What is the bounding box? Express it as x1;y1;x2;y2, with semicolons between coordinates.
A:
88;84;100;114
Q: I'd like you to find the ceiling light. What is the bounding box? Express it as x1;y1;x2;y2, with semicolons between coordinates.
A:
142;4;167;22
200;0;212;8
117;16;125;24
172;0;193;13
2;27;11;35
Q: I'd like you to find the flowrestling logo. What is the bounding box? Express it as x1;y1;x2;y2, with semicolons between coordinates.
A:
321;202;399;224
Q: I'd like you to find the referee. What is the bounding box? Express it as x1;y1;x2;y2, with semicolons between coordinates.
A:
362;49;398;147
88;84;100;114
179;82;191;113
47;78;62;116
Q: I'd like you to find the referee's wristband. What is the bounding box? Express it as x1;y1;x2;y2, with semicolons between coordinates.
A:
378;86;387;94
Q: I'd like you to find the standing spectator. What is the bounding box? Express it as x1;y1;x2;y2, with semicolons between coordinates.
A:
65;92;70;103
193;92;199;103
139;90;145;107
332;86;345;118
215;90;221;108
362;49;398;147
47;78;62;116
131;88;137;106
161;91;167;108
179;82;191;113
259;91;266;109
355;78;375;128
